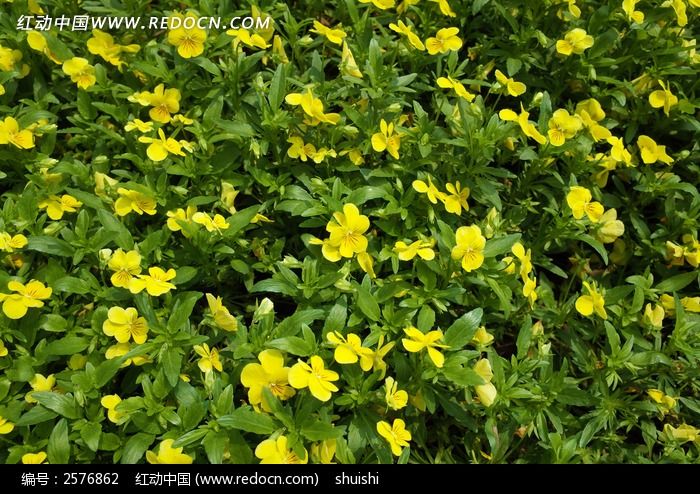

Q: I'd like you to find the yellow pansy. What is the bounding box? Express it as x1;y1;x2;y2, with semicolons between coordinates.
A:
498;104;547;144
0;232;28;253
385;376;408;410
22;452;48;464
105;342;150;367
389;20;425;51
287;136;316;162
166;206;198;235
285;88;340;125
205;293;238;332
370;335;395;378
566;186;604;222
108;249;142;288
340;41;363;78
241;349;295;412
142;84;181;123
663;424;700;444
62;57;96;89
325;203;370;258
226;28;270;50
87;29;139;67
192;212;230;233
647;389;676;412
377;419;412;457
371;119;401;159
412;177;446;204
25;373;56;403
430;0;456;16
193;343;223;373
402;326;448;368
0;415;14;434
426;27;463;55
394;239;436;261
523;276;538;307
495;69;526;97
94;171;118;197
326;331;374;371
255;436;308;464
221;181;238;214
359;0;396;9
472;326;494;346
595;208;625;244
547;109;583;146
648;80;678;116
138;128;186;161
100;394;126;423
311;439;336;464
102;307;149;344
128;267;177;297
114;188;157;216
637;135;673;165
556;28;594;56
622;0;644;23
667;0;688;27
146;439;193;464
167;13;207;58
0;339;8;357
643;303;664;329
511;242;533;278
124;119;154;133
0;117;35;149
288;355;339;402
575;281;607;319
310;20;346;45
27;31;61;64
437;76;475;102
451;225;486;272
607;136;633;166
37;194;82;220
473;358;497;407
0;280;52;320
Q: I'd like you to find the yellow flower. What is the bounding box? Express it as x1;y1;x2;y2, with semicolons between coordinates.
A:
663;424;700;444
102;307;149;344
426;27;463;55
412;177;446;204
193;343;223;373
310;20;346;45
0;280;52;320
205;294;238;332
575;281;607;319
167;13;207;58
566;186;604;222
430;0;456;16
192;212;230;233
100;394;126;423
495;69;526;97
370;335;395;378
340;41;363;78
377;419;412;457
146;439;193;464
105;342;150;367
0;339;8;357
309;147;337;164
143;84;181;123
241;349;295;412
547;109;583;146
473;358;497;407
128;267;177;297
648;80;678;116
471;326;494;346
25;373;56;403
451;225;486;272
27;31;61;63
326;332;374;371
226;28;270;50
595;208;625;244
667;0;688;27
389;20;425;51
87;29;139;67
511;242;533;278
575;103;611;142
94;171;118;197
402;326;448;368
647;389;676;411
442;181;470;214
37;194;82;220
325;203;370;258
255;436;308;464
622;0;645;23
288;355;339;402
0;117;35;149
115;188;157;216
607;136;633;166
0;232;28;253
385;376;408;410
371;119;401;159
285;88;340;125
287;136;316;162
556;28;594;56
311;439;336;464
437;76;475;102
166;206;198;235
398;0;421;13
124;119;153;133
108;249;142;288
359;0;395;9
643;303;664;329
0;415;14;434
637;135;673;165
62;57;96;89
138;128;186;162
498;104;547;144
221;181;238;214
22;452;48;464
523;276;538;306
394;239;436;261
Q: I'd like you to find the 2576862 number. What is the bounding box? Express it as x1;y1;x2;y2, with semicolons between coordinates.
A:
63;473;119;485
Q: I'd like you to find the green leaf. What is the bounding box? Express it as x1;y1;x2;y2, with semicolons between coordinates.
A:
269;63;287;110
267;336;313;356
323;302;347;334
48;418;70;464
45;336;89;355
32;392;82;419
203;431;228;464
53;276;90;295
573;234;609;265
251;278;299;297
483;234;521;258
97;209;134;249
300;421;345;441
442;364;486;387
16;405;58;426
356;285;380;322
655;271;698;293
121;433;155;464
223;205;259;236
27;236;76;257
167;291;203;331
161;347;183;387
80;422;102;452
443;308;483;349
218;407;277;435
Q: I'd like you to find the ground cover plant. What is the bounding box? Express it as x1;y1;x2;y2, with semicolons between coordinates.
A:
0;0;699;464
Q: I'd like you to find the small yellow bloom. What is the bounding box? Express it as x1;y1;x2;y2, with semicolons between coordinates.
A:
637;135;673;165
192;212;230;233
0;280;52;320
62;57;96;89
473;358;497;407
643;303;664;329
370;335;395;378
495;69;526;97
325;204;370;258
25;373;56;403
523;276;538;307
575;281;607;319
648;80;678;116
102;307;149;344
647;388;676;411
340;41;363;78
205;293;238;332
108;249;142;288
389;20;425;51
22;452;48;464
607;136;633;166
377;418;412;457
0;339;8;357
38;194;82;220
310;20;346;45
193;343;223;373
663;423;700;444
241;349;295;412
285;88;340;126
394;239;436;261
255;436;308;464
556;28;594;56
141;84;181;123
138;128;186;162
498;104;547;145
451;225;486;272
412;177;446;204
128;267;177;297
166;206;198;235
547;109;583;146
226;28;270;50
87;30;139;68
385;376;408;410
595;208;625;244
146;439;193;464
622;0;645;23
667;0;688;27
167;13;207;58
221;181;238;214
311;439;336;464
94;171;118;198
0;415;15;434
326;332;374;371
426;27;463;55
566;186;604;222
0;117;35;149
27;31;61;63
115;188;157;216
359;0;395;9
402;326;448;368
430;0;456;16
288;355;339;402
472;326;494;346
124;119;154;133
0;232;28;253
371;119;401;159
105;342;150;367
437;76;475;102
100;394;126;423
